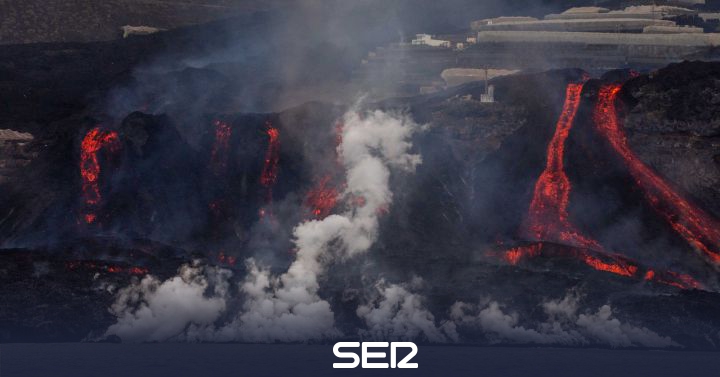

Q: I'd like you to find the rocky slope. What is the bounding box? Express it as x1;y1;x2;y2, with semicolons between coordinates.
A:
2;17;720;347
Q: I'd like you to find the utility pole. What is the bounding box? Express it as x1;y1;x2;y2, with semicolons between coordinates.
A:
484;67;489;95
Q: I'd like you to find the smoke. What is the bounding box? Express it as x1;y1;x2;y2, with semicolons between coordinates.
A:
575;305;676;348
228;109;422;342
450;292;678;348
106;262;232;342
102;104;679;348
99;0;570;124
105;108;422;342
357;277;454;342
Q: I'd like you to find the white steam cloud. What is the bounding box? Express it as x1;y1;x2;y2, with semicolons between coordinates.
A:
104;109;677;348
357;277;455;343
231;109;421;342
450;292;678;348
105;109;422;342
106;262;231;342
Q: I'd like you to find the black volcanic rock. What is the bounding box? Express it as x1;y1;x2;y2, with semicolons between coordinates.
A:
622;61;720;218
2;22;720;349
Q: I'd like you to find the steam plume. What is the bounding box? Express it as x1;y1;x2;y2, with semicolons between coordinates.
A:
357;278;453;342
450;292;677;348
234;109;422;342
105;108;422;342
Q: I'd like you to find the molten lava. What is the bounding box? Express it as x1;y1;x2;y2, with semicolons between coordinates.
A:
260;122;280;196
500;241;638;278
522;82;601;250
66;261;148;276
303;122;347;219
494;81;708;290
257;122;281;218
645;269;703;290
504;83;637;280
504;244;543;265
80;127;120;224
305;176;339;219
579;251;638;277
210;119;232;175
594;84;720;264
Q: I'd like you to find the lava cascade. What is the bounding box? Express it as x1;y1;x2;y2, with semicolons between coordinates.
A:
504;244;543;265
522;82;601;249
260;122;280;191
258;122;281;217
509;82;610;273
498;81;711;290
594;84;720;264
304;122;345;219
305;176;340;219
80;127;120;224
210;119;232;175
505;82;697;287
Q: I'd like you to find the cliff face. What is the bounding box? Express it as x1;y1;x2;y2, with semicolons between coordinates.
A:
3;14;720;347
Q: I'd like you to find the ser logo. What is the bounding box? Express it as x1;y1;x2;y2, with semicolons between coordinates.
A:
333;342;418;369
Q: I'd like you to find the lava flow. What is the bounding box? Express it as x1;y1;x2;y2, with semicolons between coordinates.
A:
504;243;543;265
66;261;148;276
522;82;601;250
594;84;720;264
502;242;637;277
304;122;345;219
645;269;703;290
305;176;340;219
260;122;280;189
499;81;710;290
80;127;120;224
210;119;232;175
504;83;650;282
258;122;280;216
579;250;637;277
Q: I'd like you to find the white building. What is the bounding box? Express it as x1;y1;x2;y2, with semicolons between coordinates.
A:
411;34;451;48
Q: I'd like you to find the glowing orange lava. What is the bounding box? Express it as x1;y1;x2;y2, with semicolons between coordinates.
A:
305;176;339;219
495;82;708;290
80;127;120;224
210;119;232;175
257;122;281;218
594;84;720;264
523;82;601;250
644;270;656;280
579;251;638;277
504;244;543;265
508;83;638;279
261;122;280;192
644;269;702;290
66;261;148;276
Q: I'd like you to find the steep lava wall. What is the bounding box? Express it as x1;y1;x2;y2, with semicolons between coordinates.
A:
3;62;720;345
